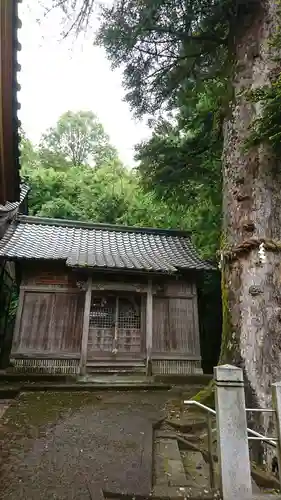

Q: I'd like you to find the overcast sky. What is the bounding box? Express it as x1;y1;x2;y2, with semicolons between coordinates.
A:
18;1;150;167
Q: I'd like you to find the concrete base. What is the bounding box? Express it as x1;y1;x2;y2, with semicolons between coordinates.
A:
244;497;281;500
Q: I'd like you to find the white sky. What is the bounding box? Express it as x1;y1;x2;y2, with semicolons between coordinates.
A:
18;1;150;167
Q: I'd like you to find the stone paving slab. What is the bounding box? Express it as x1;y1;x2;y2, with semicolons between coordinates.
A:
20;383;171;391
0;392;167;500
0;399;11;419
152;485;219;498
154;438;189;487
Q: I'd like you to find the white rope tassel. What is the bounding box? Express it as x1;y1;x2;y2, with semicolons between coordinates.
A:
218;251;223;270
258;242;266;264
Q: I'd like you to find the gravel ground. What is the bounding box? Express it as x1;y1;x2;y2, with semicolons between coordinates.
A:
0;390;189;500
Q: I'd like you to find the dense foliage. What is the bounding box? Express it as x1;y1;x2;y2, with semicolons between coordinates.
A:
21;109;220;258
245;75;281;155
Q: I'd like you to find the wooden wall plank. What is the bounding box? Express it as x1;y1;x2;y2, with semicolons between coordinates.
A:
18;292;54;351
152;293;198;355
146;279;153;374
80;276;92;375
191;282;201;357
140;294;146;353
14;290;83;356
163;281;193;297
12;286;25;351
153;297;168;352
168;297;194;353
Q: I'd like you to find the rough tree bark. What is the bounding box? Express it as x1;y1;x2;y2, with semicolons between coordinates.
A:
222;0;281;457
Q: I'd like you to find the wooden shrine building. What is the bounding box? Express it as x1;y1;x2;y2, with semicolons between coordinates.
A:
0;215;214;376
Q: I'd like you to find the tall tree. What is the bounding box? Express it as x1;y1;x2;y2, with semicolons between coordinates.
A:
220;1;281;417
95;0;281;440
40;110;118;168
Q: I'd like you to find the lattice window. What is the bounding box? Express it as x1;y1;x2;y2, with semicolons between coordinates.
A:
88;293;142;354
118;297;141;329
89;296;115;329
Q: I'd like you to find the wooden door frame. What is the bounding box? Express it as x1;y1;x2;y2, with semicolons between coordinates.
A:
84;280;154;364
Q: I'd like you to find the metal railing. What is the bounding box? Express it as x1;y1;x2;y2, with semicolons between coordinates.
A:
184;399;279;490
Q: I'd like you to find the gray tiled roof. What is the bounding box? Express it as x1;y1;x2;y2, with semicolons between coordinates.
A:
0;216;214;273
0;184;29;213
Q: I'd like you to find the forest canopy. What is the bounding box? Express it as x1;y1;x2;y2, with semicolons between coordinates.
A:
21;109;221;260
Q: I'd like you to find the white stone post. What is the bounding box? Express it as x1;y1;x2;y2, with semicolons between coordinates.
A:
214;364;252;500
272;382;281;490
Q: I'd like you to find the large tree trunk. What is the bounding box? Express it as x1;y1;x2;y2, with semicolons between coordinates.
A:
222;0;281;460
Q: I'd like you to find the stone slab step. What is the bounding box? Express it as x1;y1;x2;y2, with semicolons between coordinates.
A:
19;382;171;391
86;361;146;374
0;399;12;419
155;429;200;443
152;485;218;498
181;449;210;490
104;494;281;500
105;494;218;500
87;360;145;367
86;368;146;374
154;438;189;487
0;386;20;398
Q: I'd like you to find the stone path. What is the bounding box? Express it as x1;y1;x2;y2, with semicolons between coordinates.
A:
0;391;173;500
0;399;11;419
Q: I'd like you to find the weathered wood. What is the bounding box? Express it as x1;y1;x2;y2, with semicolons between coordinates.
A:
20;286;83;293
191;283;201;357
13;290;83;355
11;352;81;359
163;281;193;297
11;286;25;351
140;294;146;353
0;0;20;205
91;281;156;292
113;295;119;352
51;293;84;352
151;353;201;360
152;294;196;354
80;276;92;375
146;279;153;375
88;293;144;357
17;291;54;351
21;263;78;287
156;294;195;299
13;263;202;372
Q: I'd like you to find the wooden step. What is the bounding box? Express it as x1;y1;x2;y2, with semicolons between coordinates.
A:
86;360;146;374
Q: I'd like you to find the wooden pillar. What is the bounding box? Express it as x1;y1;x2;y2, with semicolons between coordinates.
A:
113;295;119;354
146;279;153;376
11;286;25;352
80;276;92;376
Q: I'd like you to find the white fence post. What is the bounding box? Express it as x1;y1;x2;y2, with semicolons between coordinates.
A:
272;381;281;490
214;364;252;499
